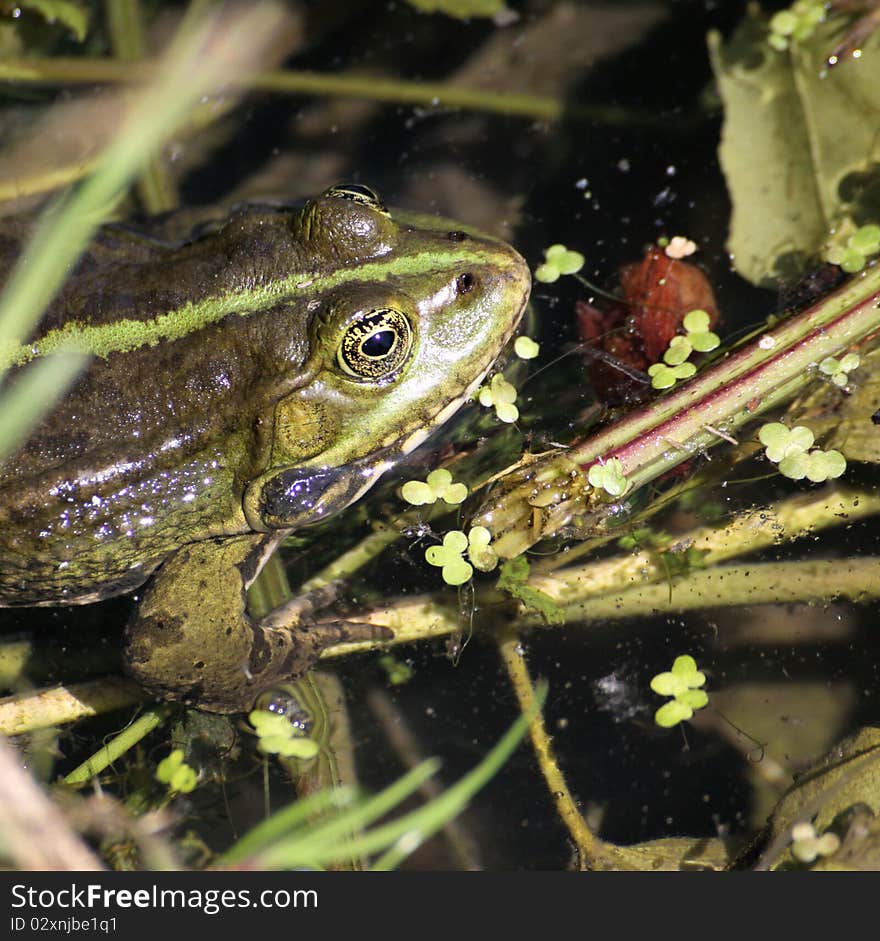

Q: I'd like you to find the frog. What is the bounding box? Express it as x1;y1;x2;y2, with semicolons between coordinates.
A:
0;184;530;713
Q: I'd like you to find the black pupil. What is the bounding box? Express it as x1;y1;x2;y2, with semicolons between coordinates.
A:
362;329;396;357
340;183;378;201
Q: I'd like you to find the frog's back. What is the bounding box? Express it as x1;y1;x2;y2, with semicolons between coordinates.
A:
0;210;313;604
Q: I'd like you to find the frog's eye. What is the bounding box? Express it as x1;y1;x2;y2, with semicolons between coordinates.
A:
337;308;413;380
322;182;388;214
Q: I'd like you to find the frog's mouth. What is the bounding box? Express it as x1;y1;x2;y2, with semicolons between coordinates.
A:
251;356;506;532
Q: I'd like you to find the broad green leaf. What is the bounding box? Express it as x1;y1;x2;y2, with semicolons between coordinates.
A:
709;11;880;286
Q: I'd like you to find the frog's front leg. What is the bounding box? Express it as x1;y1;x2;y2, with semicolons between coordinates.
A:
123;534;389;713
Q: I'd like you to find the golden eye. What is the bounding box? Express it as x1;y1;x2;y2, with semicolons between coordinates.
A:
322;183;388;214
337;308;413;380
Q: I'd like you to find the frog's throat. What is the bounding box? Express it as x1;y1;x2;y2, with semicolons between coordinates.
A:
243;364;495;532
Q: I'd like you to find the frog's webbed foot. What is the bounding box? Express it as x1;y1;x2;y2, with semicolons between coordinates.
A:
248;615;392;679
123;535;392;714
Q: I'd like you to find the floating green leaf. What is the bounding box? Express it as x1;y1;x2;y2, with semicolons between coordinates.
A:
684;310;721;353
378;654;414;686
249;709;320;760
478;373;519;423
790;821;840;864
155;749;198;794
647;361;697;390
534;244;585;283
650;655;709;727
801;347;880;462
818;353;860;387
778;448;846;482
655;700;695;728
401;468;469;506
467;526;498;573
425;530;472;585
514;336;540;360
663;336;693;366
587;458;628;497
767;1;825;52
758;422;815;463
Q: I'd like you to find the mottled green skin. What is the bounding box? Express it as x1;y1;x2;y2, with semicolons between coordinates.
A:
0;188;530;711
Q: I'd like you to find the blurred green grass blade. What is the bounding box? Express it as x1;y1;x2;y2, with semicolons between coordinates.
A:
0;1;287;374
241;683;546;870
221;759;440;867
259;759;442;866
0;353;86;462
220;785;358;865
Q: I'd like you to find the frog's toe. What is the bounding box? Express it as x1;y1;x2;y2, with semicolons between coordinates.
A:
294;618;394;656
260;581;346;629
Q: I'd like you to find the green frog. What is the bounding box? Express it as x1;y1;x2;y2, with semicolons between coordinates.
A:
0;184;530;713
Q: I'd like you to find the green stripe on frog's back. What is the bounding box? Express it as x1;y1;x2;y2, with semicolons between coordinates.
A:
0;247;498;371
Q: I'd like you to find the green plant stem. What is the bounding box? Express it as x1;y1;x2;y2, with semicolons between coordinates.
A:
298;524;402;593
0;678;144;736
529;486;880;602
477;265;880;557
521;556;880;626
497;629;608;869
63;705;172;786
0;57;562;120
322;555;880;657
105;0;144;60
0;639;31;687
104;0;178;213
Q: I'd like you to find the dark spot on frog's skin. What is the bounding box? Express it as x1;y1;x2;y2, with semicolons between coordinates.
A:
181;683;204;706
447;230;468;242
457;272;476;294
235;543;269;585
872;408;880;425
247;627;273;675
123;612;185;669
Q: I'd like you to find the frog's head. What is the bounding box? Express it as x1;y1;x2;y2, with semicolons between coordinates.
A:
242;184;531;531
